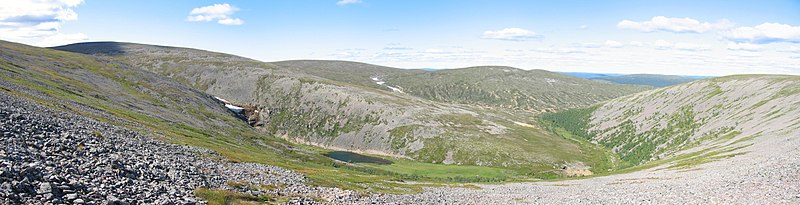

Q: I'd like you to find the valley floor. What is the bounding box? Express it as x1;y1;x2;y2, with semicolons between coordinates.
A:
369;143;800;204
2;89;799;204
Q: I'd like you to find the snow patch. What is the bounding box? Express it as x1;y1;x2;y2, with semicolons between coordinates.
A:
387;86;404;93
215;96;244;113
370;76;404;93
225;104;245;113
213;96;230;104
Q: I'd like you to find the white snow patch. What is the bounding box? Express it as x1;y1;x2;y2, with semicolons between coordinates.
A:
215;96;245;113
387;86;404;93
213;96;231;104
370;77;404;93
225;104;244;113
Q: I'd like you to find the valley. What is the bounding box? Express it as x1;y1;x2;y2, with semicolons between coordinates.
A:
54;42;648;177
1;40;798;204
2;1;798;204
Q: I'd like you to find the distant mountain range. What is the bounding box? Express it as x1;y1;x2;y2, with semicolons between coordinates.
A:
560;72;625;79
562;72;714;87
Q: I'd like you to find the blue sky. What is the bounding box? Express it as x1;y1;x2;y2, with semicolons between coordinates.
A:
2;0;800;75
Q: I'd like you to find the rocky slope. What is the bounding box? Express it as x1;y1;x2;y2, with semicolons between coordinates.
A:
3;40;799;204
587;75;800;167
0;91;340;204
275;60;649;112
0;40;374;204
364;75;800;204
53;42;645;172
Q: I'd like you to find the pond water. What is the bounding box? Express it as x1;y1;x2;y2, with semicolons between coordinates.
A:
323;151;393;165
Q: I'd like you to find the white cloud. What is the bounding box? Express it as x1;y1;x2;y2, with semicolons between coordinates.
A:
673;42;711;51
530;47;585;55
604;40;624;48
187;3;244;25
652;40;710;51
326;41;800;76
781;46;800;53
188;4;236;21
580;43;601;48
727;42;761;52
0;0;87;46
218;18;243;25
481;28;539;41
723;23;800;44
653;40;672;50
579;25;588;30
384;46;412;50
629;41;644;47
424;48;449;54
581;40;625;48
337;0;362;6
617;16;733;33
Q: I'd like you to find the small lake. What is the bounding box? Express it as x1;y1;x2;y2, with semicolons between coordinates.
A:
323;151;393;165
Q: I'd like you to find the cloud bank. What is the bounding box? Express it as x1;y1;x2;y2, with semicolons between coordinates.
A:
723;23;800;44
481;28;540;41
617;16;733;33
0;0;88;46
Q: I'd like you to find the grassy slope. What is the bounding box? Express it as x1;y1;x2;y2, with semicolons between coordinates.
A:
53;42;629;177
275;60;650;112
2;40;507;195
541;75;800;170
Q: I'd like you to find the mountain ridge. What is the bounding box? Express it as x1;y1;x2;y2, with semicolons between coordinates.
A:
53;41;648;175
544;74;800;168
1;39;797;204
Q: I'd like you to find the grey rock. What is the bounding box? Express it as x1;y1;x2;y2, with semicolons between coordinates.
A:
37;182;52;194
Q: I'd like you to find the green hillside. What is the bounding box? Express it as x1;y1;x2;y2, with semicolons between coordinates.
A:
0;40;491;194
53;42;648;177
542;75;800;169
276;60;650;112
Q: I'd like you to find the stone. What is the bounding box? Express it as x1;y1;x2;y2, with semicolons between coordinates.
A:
37;182;52;194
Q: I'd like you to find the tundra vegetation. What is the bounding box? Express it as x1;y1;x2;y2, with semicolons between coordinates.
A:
3;40;799;204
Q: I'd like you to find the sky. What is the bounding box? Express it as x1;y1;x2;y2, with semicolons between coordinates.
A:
1;0;800;76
